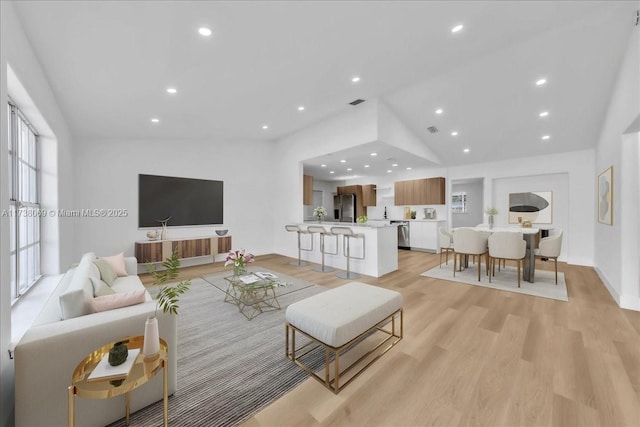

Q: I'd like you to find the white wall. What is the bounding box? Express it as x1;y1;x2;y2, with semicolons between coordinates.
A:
594;26;640;310
1;2;76;424
273;101;379;257
73;138;277;260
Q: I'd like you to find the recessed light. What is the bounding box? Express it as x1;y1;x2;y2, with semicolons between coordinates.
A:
539;111;549;117
406;167;412;170
542;135;551;140
370;152;377;156
298;105;305;111
150;118;160;123
329;171;335;174
435;108;443;115
364;164;370;168
198;27;212;36
392;163;398;167
536;78;547;86
262;125;269;130
351;76;361;83
463;148;470;153
340;159;346;163
387;170;392;173
451;131;459;136
451;24;464;33
166;87;177;94
321;164;327;167
347;168;352;171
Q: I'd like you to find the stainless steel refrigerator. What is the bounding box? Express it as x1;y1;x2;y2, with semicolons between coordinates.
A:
333;194;355;222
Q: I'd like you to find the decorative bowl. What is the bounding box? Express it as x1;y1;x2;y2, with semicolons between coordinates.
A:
215;229;228;236
146;230;159;240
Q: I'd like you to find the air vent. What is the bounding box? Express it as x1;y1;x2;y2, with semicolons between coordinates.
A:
427;126;439;134
349;99;365;106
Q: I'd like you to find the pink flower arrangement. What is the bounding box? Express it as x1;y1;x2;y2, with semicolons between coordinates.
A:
224;249;255;272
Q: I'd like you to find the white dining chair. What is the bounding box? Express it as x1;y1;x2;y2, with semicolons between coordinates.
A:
438;227;454;267
453;228;489;281
488;232;526;287
534;229;563;284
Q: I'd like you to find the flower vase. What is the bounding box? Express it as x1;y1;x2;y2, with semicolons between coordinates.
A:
143;317;160;359
233;264;246;277
489;215;494;229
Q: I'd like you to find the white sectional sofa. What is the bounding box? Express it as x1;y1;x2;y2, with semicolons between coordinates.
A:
14;252;178;427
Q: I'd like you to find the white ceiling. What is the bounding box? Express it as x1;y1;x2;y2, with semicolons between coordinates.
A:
12;1;638;181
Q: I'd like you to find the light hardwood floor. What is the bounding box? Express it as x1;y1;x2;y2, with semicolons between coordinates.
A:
145;250;640;427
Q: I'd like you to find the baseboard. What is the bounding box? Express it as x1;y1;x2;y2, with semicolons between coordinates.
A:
594;266;621;305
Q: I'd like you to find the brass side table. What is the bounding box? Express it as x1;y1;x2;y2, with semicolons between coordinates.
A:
68;335;168;426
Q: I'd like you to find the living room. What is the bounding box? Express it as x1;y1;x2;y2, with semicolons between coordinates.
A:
1;1;639;426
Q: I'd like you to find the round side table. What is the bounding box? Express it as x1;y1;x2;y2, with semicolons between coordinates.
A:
68;335;168;426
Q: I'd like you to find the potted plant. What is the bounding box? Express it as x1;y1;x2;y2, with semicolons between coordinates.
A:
313;206;327;222
144;248;191;358
486;208;498;229
224;248;255;277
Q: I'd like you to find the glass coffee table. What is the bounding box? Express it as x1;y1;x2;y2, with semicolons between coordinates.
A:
223;273;281;320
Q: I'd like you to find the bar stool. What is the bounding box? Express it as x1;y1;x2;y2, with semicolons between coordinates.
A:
330;226;365;279
307;225;337;273
285;225;312;266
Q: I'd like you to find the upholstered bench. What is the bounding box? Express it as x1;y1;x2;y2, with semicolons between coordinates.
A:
285;282;403;393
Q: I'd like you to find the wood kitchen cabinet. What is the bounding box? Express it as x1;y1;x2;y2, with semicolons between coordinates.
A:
303;175;313;205
362;184;377;206
394;177;446;205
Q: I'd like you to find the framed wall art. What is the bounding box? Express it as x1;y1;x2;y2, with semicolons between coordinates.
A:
508;191;553;224
598;166;613;225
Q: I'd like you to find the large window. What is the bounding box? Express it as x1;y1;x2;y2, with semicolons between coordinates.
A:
8;101;41;302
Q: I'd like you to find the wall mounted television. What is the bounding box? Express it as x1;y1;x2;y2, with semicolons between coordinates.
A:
138;174;223;228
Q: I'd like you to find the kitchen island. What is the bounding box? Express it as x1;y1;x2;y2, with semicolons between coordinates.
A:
292;222;398;277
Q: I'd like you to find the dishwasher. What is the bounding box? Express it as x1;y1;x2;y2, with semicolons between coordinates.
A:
391;220;410;249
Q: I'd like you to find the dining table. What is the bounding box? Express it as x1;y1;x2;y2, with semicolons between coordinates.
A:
452;226;540;283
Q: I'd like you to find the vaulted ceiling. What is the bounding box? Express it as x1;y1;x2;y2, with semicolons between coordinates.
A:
12;1;638;180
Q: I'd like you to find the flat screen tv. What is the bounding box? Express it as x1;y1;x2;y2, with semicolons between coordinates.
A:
138;174;223;227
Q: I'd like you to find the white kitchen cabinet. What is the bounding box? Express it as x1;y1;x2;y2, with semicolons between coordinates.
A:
409;220;446;252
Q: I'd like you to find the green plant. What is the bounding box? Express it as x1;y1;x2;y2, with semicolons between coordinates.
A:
486;207;498;216
146;247;191;316
356;215;368;223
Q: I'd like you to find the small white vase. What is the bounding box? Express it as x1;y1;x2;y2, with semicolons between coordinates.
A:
143;317;160;359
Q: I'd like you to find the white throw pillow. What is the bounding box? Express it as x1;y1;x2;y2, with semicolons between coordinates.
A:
100;252;128;277
59;288;88;319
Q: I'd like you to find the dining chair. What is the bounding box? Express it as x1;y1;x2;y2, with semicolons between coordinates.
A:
534;229;563;284
488;232;526;287
453;228;489;281
438;227;454;267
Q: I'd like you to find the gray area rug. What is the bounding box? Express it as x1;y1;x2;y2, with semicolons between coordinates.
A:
421;263;568;301
109;269;326;427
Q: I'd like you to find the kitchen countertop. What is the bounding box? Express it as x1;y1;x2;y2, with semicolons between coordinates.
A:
389;219;446;222
302;220;396;228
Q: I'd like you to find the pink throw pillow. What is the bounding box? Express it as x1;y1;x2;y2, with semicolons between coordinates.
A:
101;252;128;277
90;290;146;313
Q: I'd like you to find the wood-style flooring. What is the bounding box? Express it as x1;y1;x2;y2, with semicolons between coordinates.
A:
143;250;640;427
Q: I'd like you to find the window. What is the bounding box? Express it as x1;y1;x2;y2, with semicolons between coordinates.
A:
8;100;41;302
451;192;468;214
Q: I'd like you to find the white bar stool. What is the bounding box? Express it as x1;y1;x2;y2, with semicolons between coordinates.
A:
285;225;312;266
330;226;365;279
307;225;337;273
